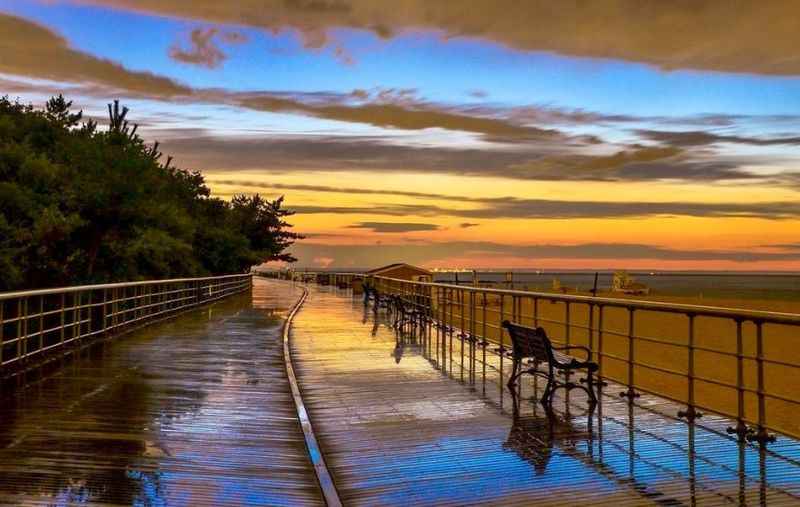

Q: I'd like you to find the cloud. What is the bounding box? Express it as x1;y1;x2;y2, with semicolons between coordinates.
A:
291;198;800;221
208;179;477;201
0;15;576;141
762;243;800;251
169;27;246;68
161;134;545;174
459;223;479;228
0;13;191;97
176;134;767;184
505;146;685;180
294;204;431;217
636;129;800;147
235;92;562;140
284;240;800;268
81;1;800;75
346;222;440;233
217;179;800;220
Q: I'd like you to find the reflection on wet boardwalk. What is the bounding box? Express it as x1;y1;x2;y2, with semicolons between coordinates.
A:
0;279;321;506
291;281;800;506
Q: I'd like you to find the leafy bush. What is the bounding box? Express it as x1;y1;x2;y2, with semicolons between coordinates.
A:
0;95;301;290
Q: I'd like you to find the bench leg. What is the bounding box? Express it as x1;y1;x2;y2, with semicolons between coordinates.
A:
541;374;554;405
507;358;521;389
583;371;598;405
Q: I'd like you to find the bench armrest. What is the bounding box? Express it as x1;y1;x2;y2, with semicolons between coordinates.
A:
552;345;591;360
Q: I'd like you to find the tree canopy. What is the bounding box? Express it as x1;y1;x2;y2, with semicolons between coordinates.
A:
0;95;301;290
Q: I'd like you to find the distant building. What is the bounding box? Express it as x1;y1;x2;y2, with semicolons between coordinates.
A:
611;271;650;295
365;263;433;282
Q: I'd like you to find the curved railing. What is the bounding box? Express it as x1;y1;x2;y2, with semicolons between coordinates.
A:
0;274;252;372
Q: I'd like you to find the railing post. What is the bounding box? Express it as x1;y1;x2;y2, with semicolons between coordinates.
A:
587;302;594;361
727;319;751;441
111;287;117;330
749;321;775;444
73;292;80;341
0;301;4;366
563;301;571;386
498;294;505;396
469;290;476;385
101;289;108;334
440;286;446;370
19;298;27;362
596;305;608;389
87;290;93;335
481;291;487;392
37;295;44;355
460;288;465;381
620;308;640;400
678;314;702;421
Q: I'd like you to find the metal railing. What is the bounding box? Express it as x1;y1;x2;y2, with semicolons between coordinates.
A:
367;275;800;444
0;274;252;372
258;270;362;287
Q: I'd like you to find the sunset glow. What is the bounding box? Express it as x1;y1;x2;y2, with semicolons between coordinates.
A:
3;1;800;270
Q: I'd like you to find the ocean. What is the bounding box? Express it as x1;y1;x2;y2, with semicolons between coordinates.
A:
431;271;800;301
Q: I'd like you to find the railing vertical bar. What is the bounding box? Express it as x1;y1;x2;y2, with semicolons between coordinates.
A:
482;291;487;392
679;314;702;421
499;293;505;397
621;308;639;400
469;290;476;385
753;321;774;443
0;301;4;365
727;319;749;440
38;295;44;355
448;288;454;375
60;293;65;346
460;288;465;381
597;305;604;382
20;298;27;361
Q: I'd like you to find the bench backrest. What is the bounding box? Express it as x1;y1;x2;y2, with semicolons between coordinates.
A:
502;320;553;363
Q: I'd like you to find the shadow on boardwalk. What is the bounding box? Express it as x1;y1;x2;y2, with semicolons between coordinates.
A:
291;280;800;507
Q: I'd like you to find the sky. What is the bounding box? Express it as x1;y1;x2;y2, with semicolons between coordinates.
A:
1;1;800;271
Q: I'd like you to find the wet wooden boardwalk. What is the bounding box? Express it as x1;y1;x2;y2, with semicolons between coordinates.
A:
3;278;800;505
0;279;322;506
291;281;800;506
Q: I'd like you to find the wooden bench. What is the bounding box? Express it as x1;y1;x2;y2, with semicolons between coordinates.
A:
363;286;392;313
392;295;424;332
502;320;598;405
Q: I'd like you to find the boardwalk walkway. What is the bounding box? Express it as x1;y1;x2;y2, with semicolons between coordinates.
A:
2;278;800;505
0;279;321;506
291;281;800;506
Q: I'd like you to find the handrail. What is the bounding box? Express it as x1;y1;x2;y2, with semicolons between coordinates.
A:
0;273;252;301
0;274;253;373
373;276;800;325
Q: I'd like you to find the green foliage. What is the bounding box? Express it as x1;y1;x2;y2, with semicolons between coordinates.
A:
0;95;301;290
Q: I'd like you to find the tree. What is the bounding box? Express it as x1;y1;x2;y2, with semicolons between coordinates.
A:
0;95;301;290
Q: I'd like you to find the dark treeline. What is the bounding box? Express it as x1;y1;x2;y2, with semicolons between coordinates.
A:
0;95;301;290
